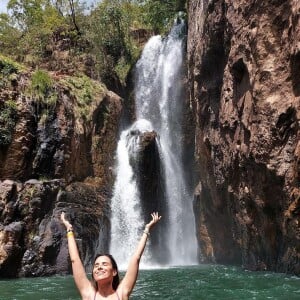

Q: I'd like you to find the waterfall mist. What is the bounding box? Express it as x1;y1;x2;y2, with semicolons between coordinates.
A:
110;20;197;268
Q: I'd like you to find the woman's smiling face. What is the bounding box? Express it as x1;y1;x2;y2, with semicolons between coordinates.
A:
93;255;117;282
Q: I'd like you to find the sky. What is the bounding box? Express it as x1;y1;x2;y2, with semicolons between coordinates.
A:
0;0;9;13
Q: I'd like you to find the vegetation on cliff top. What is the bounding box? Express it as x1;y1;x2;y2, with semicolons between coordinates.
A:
29;69;57;109
0;0;186;86
61;74;106;120
0;53;108;145
0;54;25;88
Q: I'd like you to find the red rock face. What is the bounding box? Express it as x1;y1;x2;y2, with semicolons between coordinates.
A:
0;77;122;185
0;72;122;277
188;0;300;274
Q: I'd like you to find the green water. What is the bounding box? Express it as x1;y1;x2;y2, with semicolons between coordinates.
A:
0;265;299;300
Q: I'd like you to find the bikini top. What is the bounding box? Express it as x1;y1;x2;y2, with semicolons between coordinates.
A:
93;291;120;300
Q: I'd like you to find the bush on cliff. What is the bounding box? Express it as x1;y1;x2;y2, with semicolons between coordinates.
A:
29;69;57;109
0;100;17;146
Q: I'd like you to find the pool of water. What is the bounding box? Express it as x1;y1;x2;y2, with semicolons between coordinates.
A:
0;265;299;300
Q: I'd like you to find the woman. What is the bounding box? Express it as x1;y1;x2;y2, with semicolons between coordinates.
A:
61;211;161;300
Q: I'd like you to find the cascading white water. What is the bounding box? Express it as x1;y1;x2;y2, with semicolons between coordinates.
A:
110;20;197;268
110;119;154;269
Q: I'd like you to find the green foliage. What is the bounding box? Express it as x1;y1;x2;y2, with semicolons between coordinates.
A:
86;0;186;82
0;13;21;56
0;55;25;90
138;0;186;34
31;69;52;98
3;0;86;65
115;57;132;85
0;60;17;76
87;0;133;82
0;100;18;146
0;0;185;86
7;0;42;29
29;69;57;108
62;74;105;119
0;55;23;75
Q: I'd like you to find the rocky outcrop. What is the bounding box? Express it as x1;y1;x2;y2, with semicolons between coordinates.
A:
188;0;300;274
0;65;122;277
0;179;111;277
128;130;165;213
127;129;169;263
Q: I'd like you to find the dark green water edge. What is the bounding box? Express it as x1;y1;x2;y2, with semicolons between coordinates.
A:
0;265;299;300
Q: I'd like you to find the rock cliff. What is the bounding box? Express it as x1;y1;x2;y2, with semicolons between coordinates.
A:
188;0;299;274
0;60;122;277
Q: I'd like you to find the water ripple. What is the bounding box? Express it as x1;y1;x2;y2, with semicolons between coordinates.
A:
0;266;299;300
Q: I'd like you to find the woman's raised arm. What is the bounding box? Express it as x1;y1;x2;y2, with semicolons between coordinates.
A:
118;212;161;298
60;212;93;298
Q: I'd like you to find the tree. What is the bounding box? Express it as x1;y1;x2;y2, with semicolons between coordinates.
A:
50;0;84;34
137;0;186;33
0;13;21;56
7;0;46;30
87;0;135;82
3;0;88;65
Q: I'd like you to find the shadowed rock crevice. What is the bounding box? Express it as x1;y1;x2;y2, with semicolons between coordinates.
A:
194;183;242;265
229;159;285;271
274;106;298;145
290;52;300;97
231;58;250;104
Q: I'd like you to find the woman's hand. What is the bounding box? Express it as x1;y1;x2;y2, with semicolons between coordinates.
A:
61;212;73;232
145;212;161;231
120;211;162;297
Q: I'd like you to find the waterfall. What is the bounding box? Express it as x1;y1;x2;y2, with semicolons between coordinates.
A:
110;20;197;268
110;119;154;269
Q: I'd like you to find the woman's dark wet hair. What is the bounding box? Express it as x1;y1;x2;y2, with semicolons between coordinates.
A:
91;253;120;291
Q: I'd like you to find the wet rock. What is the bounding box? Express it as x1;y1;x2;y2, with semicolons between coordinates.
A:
0;178;112;277
126;129;169;263
0;221;23;277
